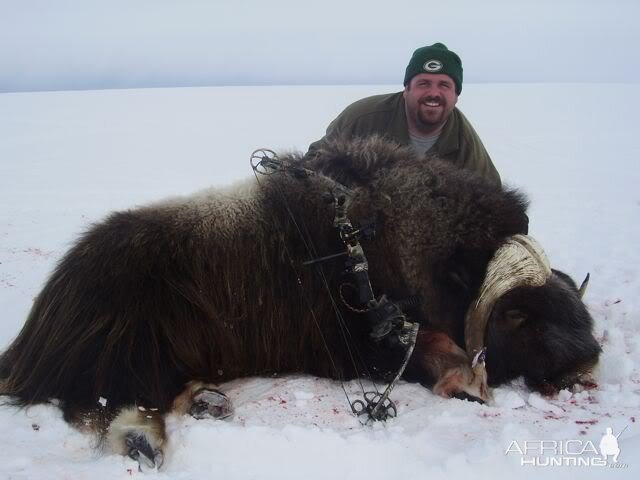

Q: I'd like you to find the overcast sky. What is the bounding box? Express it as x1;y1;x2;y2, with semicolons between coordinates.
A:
1;0;639;93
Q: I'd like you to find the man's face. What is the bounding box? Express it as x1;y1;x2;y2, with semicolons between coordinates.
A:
403;73;459;135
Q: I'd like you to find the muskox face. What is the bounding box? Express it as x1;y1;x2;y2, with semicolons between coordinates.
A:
484;270;601;393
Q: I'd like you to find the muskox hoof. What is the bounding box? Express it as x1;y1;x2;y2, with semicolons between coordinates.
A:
434;366;492;404
451;391;485;404
189;388;233;420
125;432;164;472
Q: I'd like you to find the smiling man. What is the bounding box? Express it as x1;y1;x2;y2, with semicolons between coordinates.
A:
305;43;500;185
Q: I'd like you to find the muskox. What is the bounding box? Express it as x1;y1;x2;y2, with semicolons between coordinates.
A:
0;137;600;469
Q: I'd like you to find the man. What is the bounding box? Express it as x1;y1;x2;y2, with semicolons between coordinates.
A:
305;43;500;185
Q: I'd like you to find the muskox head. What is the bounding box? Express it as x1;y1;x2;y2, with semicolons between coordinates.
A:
465;235;601;394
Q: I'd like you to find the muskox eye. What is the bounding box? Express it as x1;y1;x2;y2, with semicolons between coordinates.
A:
502;309;527;329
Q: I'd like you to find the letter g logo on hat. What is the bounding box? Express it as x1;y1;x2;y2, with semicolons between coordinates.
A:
423;60;443;72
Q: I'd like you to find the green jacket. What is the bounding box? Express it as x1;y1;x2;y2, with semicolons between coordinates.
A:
305;92;501;185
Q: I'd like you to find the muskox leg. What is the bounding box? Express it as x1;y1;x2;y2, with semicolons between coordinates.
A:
107;406;166;471
63;403;165;470
410;329;490;403
172;381;234;420
103;382;232;471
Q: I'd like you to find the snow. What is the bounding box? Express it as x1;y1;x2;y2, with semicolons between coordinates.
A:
1;83;639;478
527;393;564;416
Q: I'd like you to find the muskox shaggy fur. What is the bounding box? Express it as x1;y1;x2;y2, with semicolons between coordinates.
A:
0;137;600;467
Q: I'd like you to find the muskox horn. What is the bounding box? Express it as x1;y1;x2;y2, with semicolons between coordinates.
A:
464;235;552;358
578;273;590;299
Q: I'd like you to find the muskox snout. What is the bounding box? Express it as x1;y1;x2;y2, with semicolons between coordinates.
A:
524;359;600;396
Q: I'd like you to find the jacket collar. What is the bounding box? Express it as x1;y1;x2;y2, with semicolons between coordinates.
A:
433;108;460;156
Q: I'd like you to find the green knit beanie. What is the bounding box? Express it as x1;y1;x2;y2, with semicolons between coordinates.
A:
403;43;463;95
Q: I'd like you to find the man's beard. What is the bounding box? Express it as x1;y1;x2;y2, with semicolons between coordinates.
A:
416;96;447;130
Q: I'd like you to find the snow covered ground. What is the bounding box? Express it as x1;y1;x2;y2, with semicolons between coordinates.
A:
0;83;639;479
